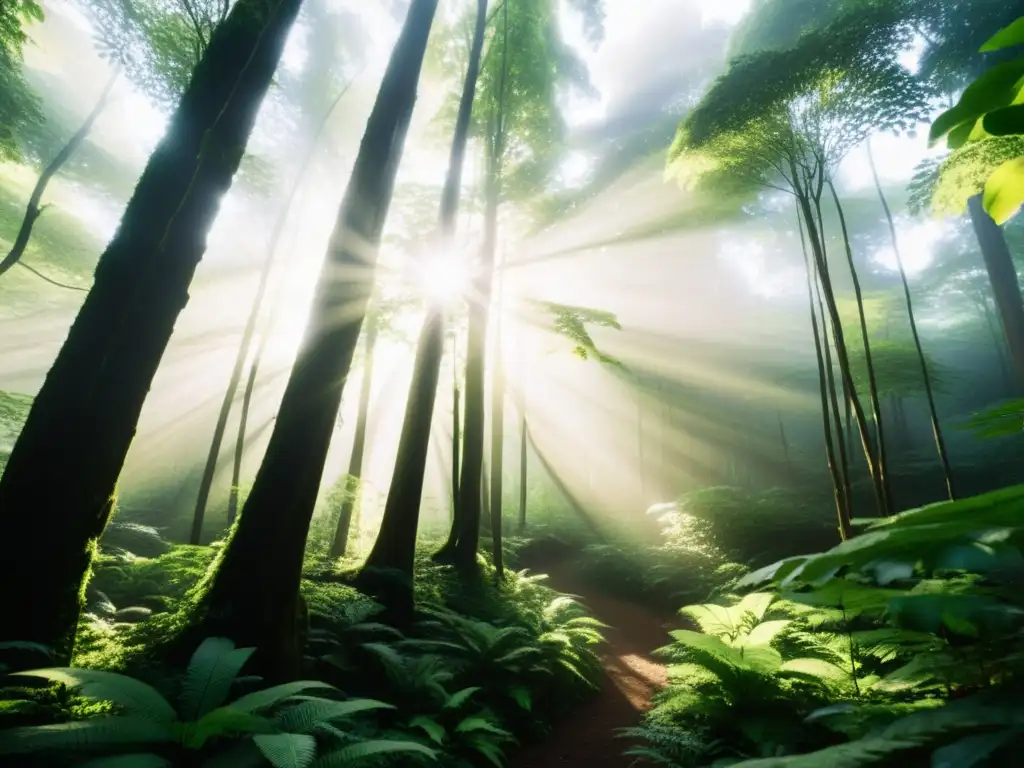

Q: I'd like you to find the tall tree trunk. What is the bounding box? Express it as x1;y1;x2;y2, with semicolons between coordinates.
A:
194;0;438;680
360;0;487;597
489;255;506;578
329;317;378;558
192;77;354;544
0;0;300;663
454;0;509;573
825;183;891;514
452;348;461;520
817;271;854;529
968;194;1024;386
518;409;527;533
798;203;852;539
867;141;955;500
360;312;444;611
0;68;120;279
797;190;887;516
979;294;1013;391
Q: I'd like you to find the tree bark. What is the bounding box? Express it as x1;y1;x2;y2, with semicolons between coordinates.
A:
0;0;301;663
329;317;378;558
518;410;527;534
867;141;955;500
359;0;487;598
0;68;120;279
968;194;1024;387
825;183;891;515
489;243;506;578
192;77;354;544
798;203;851;539
797;190;887;516
194;0;438;680
453;0;509;573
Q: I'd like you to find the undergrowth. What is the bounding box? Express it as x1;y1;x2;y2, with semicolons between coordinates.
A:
627;484;1024;767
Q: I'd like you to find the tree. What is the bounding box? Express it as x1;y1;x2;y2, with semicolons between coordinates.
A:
360;0;489;606
0;1;44;163
671;6;930;517
440;0;602;571
191;65;361;544
0;0;303;664
192;0;439;680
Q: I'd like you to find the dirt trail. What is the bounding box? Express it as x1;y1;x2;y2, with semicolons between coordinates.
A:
511;560;680;767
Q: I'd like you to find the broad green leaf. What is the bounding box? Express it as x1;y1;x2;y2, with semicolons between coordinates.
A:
681;603;738;637
444;686;481;710
740;620;790;647
509;685;532;711
0;716;176;754
984;104;1024;136
13;669;177;723
182;638;256;720
184;707;276;749
253;733;317;768
982;18;1024;52
929;60;1024;146
984;157;1024;224
274;698;393;732
932;730;1021;768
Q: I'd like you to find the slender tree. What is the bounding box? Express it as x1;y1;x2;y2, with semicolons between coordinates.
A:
0;69;119;278
193;0;439;679
0;0;302;662
359;0;488;604
191;76;355;544
867;139;956;498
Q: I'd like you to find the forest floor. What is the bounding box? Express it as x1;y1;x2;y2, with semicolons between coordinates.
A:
511;556;681;767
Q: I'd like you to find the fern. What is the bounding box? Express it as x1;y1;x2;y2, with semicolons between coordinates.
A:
312;739;437;766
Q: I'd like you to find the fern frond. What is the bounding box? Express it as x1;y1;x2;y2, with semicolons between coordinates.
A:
181;638;256;719
230;681;339;713
409;715;446;745
274;698;393;732
312;739;436;766
445;687;481;710
253;733;317;768
13;668;177;723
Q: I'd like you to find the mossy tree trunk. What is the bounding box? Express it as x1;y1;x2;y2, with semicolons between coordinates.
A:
359;0;488;604
489;261;506;579
194;0;438;681
518;408;527;533
0;0;301;663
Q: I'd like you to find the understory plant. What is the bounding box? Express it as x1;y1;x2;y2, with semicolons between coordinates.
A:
0;636;433;767
628;484;1024;767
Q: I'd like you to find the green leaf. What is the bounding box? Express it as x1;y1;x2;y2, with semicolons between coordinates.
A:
455;715;512;737
444;687;481;710
740;620;790;647
274;698;393;732
984;104;1024;137
181;638;256;720
0;716;176;754
312;739;437;766
13;668;177;723
508;685;532;711
253;733;317;768
778;658;851;684
77;756;172;768
409;715;446;745
982;18;1024;52
184;707;277;749
931;730;1022;768
230;681;339;713
929;60;1024;146
984;156;1024;224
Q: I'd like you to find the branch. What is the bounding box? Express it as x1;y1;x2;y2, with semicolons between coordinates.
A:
17;261;89;291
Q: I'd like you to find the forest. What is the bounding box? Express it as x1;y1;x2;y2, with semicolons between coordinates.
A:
1;0;1024;765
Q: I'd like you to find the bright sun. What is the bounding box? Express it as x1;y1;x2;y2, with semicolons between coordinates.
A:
418;251;473;305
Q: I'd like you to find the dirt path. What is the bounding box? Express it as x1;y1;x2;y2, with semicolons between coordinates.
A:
511;561;679;767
